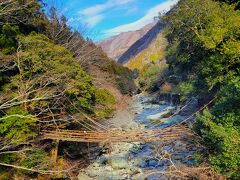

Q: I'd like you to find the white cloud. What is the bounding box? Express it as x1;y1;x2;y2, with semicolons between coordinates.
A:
104;0;179;36
124;6;139;15
81;0;134;16
86;14;104;27
79;0;135;27
67;15;103;27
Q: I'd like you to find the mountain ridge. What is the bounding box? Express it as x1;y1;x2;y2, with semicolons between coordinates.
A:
118;21;162;64
96;22;157;61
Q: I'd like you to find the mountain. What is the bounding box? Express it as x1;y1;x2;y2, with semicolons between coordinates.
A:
118;21;162;64
125;33;167;71
96;22;157;61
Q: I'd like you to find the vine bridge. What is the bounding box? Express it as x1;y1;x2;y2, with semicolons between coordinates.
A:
41;126;189;143
39;98;207;143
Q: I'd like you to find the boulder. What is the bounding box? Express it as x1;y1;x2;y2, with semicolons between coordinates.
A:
108;157;129;169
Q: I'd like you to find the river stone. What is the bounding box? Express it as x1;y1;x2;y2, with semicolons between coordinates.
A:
192;147;197;151
85;170;98;177
139;161;147;168
156;160;169;169
130;167;142;175
148;159;158;167
171;153;183;160
92;162;100;168
108;157;129;169
146;173;167;180
173;141;184;149
77;173;93;180
105;165;113;171
96;156;108;165
163;146;172;151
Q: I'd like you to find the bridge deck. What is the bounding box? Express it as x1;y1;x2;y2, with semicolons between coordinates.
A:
41;127;189;143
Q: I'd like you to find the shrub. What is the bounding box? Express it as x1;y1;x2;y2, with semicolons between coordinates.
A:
0;106;37;144
20;150;50;176
138;63;168;91
194;110;240;177
95;89;116;105
194;78;240;178
94;89;116;118
173;81;195;101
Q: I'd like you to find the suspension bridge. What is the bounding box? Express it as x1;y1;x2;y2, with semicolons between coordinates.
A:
41;126;190;143
39;100;201;144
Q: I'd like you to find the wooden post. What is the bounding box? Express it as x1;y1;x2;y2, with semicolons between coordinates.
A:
105;142;112;155
51;140;59;163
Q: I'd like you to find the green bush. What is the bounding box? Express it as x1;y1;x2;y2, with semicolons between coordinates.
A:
116;80;130;95
20;150;50;176
173;81;195;101
95;89;116;105
194;78;240;177
192;153;204;167
138;63;168;91
0;153;18;164
195;110;240;177
0;106;37;144
164;0;240;177
105;62;135;95
95;89;116;118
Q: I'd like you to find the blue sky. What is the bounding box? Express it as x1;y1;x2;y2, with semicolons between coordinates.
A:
45;0;178;41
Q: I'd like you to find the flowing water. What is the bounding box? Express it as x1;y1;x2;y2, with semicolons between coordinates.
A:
78;95;199;180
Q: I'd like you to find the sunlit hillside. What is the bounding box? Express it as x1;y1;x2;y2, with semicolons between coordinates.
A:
125;33;167;71
125;33;168;91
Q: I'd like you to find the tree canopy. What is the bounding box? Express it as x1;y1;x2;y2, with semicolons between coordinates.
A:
164;0;240;177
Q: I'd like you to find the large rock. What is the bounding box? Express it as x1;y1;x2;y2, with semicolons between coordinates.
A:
108;157;129;169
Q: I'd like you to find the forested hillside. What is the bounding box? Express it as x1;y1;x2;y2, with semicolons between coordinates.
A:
126;33;168;92
0;0;134;178
162;0;240;178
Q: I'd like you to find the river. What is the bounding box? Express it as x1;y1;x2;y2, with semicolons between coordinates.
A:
78;94;200;180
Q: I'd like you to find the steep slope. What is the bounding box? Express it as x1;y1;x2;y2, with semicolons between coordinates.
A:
125;32;169;92
75;41;136;97
96;22;156;61
118;21;162;64
44;8;136;99
125;33;167;71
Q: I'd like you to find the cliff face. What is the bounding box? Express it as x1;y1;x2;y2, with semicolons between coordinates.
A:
96;22;156;61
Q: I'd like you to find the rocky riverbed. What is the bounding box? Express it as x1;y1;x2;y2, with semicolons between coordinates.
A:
78;95;201;180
